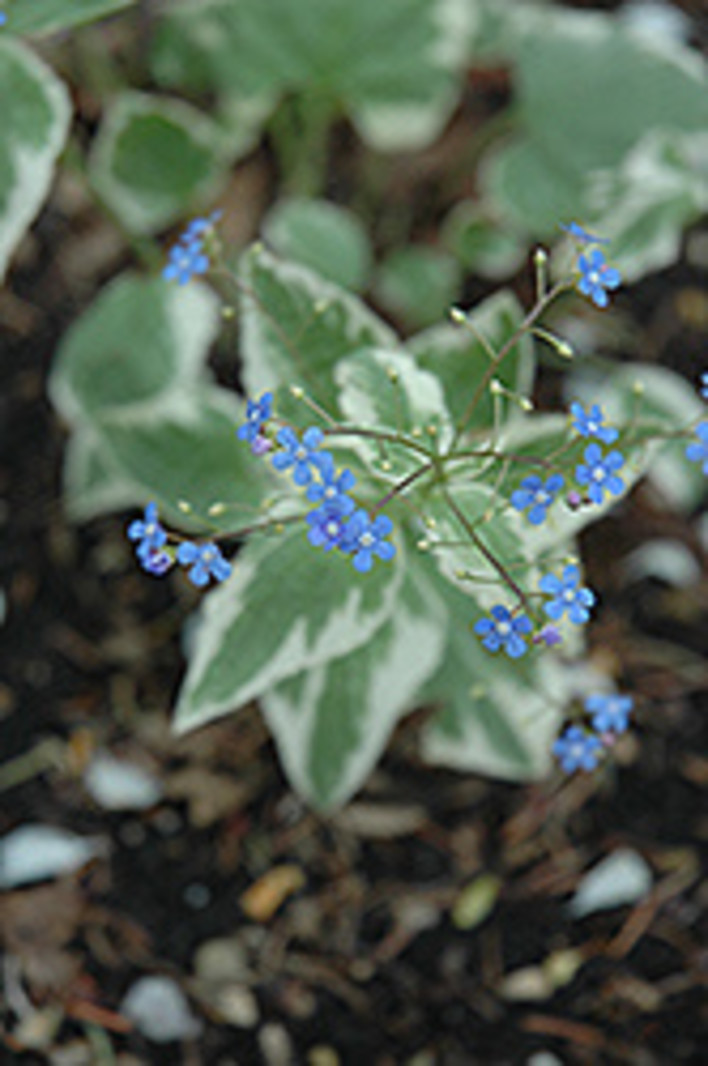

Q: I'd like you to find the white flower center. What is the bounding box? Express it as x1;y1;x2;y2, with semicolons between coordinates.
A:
588;271;601;285
535;490;550;505
496;622;510;637
563;589;575;602
359;532;375;548
325;486;336;500
295;446;308;461
325;520;340;537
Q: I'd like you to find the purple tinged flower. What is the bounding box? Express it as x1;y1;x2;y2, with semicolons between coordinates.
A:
340;510;396;572
576;249;621;308
237;391;273;446
561;222;609;245
176;541;232;587
272;426;331;486
575;443;625;504
685;421;708;474
534;625;563;648
585;693;633;734
127;502;167;558
511;473;565;525
139;547;175;576
250;434;272;456
539;564;595;625
570;402;618;445
474;605;532;659
553;725;603;773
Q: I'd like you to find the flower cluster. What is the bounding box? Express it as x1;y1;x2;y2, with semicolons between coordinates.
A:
163;210;222;286
237;394;396;573
127;503;231;588
511;403;624;525
685;421;708;475
553;693;634;773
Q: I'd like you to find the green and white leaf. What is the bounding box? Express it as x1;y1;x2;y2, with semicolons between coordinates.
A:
0;39;71;281
8;0;133;35
262;560;447;810
420;578;567;781
89;92;227;235
239;243;397;417
442;201;527;280
50;274;221;423
63;427;143;522
375;246;462;330
588;129;708;282
263;198;372;292
335;347;453;479
408;290;535;430
174;526;404;735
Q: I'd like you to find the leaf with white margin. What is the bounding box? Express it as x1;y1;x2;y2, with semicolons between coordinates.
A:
407;290;535;431
174;525;403;735
262;560;447;810
568;849;652;919
239;243;397;417
96;385;276;531
89;91;227;234
0;38;71;281
63;426;141;521
420;577;568;781
49;274;221;423
0;825;107;889
335;347;453;481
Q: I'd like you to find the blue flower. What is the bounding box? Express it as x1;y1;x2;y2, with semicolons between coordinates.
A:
306;501;351;552
237;391;273;447
272;426;331;486
306;457;356;509
685;421;708;474
474;605;532;659
575;443;625;504
0;13;6;27
553;725;603;773
570;402;618;445
585;693;633;734
163;238;209;286
699;372;708;401
127;502;167;559
511;473;564;525
534;625;563;648
176;541;232;587
162;212;221;285
340;510;396;572
561;222;608;245
539;564;595;625
576;249;621;308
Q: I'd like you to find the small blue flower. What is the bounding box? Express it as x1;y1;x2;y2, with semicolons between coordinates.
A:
585;693;633;734
183;209;222;241
139;547;175;577
272;426;331;486
127;502;167;558
306;501;351;552
553;725;603;773
163;238;209;286
575;443;625;504
237;391;273;446
685;421;708;474
340;510;396;572
699;372;708;401
562;222;609;245
0;13;7;27
511;473;565;525
474;605;532;659
306;457;356;509
570;402;618;445
539;564;595;625
176;541;232;587
576;249;621;308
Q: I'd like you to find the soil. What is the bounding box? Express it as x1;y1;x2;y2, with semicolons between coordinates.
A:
1;5;707;1064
